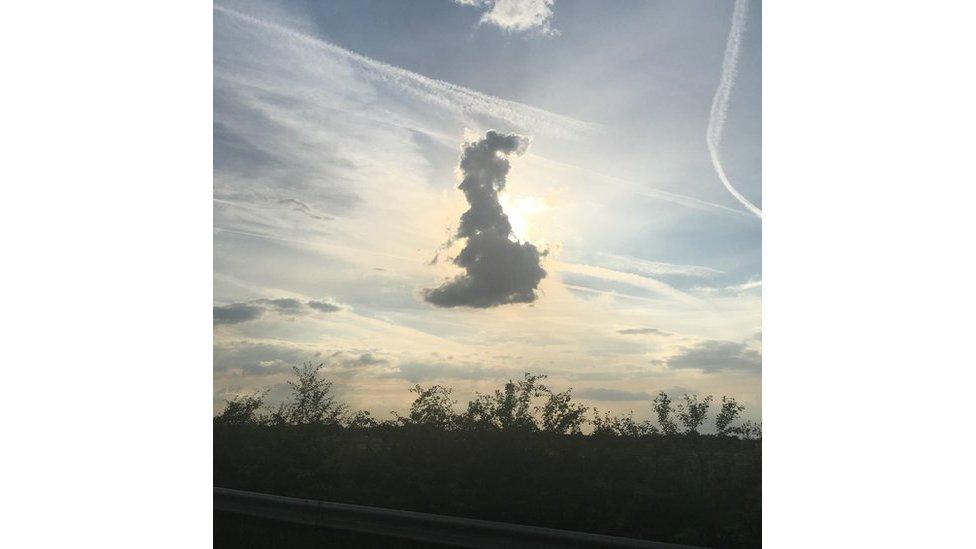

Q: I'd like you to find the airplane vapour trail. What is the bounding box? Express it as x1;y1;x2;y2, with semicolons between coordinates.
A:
706;0;762;219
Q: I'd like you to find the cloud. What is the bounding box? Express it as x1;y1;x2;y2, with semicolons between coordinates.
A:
214;297;342;325
348;353;386;367
576;388;651;401
215;343;389;378
308;300;342;313
388;361;517;383
214;341;313;376
455;0;558;37
692;279;762;296
254;298;303;312
655;340;761;373
424;131;547;308
555;262;702;306
595;253;723;279
213;303;265;325
617;328;670;336
277;198;332;221
214;6;590;138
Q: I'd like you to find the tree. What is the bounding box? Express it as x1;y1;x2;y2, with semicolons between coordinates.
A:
539;388;588;435
652;391;678;435
677;394;713;435
283;362;346;426
460;373;548;431
407;384;457;428
460;393;497;430
214;391;265;425
715;396;746;436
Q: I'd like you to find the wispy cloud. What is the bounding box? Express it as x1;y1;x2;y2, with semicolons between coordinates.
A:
277;198;332;221
214;4;591;138
617;327;670;336
576;387;651;401
525;153;755;220
555;261;703;307
706;0;762;219
388;361;518;383
595;253;723;279
693;279;762;295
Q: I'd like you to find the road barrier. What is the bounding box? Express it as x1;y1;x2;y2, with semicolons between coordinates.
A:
214;487;704;548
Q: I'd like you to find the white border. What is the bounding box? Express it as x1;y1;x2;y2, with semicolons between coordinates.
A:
764;1;975;546
2;2;212;546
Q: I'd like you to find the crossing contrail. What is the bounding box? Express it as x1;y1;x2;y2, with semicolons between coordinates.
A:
706;0;762;219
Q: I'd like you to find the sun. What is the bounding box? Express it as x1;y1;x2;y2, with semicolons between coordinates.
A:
500;194;548;242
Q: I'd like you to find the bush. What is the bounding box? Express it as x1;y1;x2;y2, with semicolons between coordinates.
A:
652;391;678;435
214;391;265;425
677;394;713;435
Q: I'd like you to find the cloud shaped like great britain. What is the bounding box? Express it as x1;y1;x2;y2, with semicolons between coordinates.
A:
424;131;547;308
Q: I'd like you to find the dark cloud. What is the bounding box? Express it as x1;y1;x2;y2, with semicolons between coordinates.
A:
350;353;386;367
254;298;304;312
576;388;652;401
214;297;341;325
618;327;670;336
325;351;388;370
213;303;265;325
423;131;547;308
308;300;342;313
655;340;761;373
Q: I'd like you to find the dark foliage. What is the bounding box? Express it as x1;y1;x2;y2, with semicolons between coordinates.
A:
214;367;761;548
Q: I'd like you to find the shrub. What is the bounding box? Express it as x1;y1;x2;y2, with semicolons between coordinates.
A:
591;409;657;438
677;394;713;435
280;362;346;426
715;396;746;436
652;392;678;435
539;388;588;435
406;384;457;428
214;391;266;425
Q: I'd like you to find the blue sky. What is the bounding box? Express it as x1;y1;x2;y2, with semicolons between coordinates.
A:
213;0;762;420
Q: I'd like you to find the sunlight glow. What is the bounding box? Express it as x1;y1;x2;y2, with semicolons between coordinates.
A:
501;194;548;241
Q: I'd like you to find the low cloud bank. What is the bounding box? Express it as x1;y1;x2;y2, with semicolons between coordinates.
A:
214;297;341;325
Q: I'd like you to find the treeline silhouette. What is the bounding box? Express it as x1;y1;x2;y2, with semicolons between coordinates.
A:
215;363;761;548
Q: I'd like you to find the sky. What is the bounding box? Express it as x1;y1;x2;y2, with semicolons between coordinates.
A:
213;0;762;423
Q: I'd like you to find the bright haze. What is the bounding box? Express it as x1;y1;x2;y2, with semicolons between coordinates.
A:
213;0;762;421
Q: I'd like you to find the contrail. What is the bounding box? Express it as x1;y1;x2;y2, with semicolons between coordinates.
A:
706;0;762;219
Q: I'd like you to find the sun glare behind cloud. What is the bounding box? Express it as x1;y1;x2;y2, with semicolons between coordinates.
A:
501;193;548;242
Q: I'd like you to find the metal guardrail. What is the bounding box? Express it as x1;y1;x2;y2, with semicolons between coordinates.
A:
215;487;704;549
